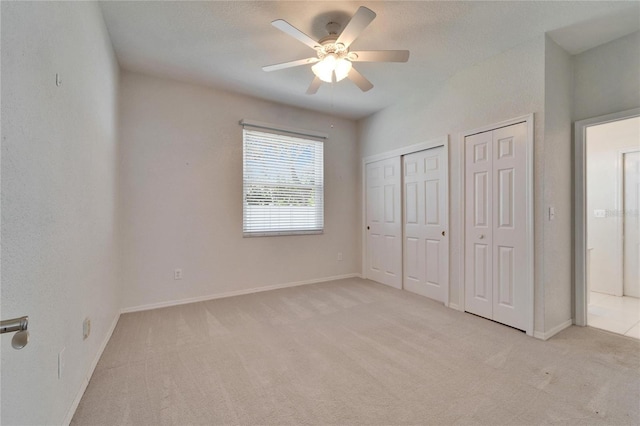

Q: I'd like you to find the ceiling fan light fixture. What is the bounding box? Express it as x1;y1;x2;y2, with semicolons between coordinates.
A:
312;53;336;83
312;53;352;83
334;58;352;82
266;7;408;94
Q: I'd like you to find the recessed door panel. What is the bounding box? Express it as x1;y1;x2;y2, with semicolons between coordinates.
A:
405;160;417;176
497;246;514;307
426;156;439;171
384;164;395;178
474;143;488;163
370;233;381;271
425;239;440;287
384;185;395;223
473;244;490;300
406;237;420;282
474;172;489;227
425;180;440;225
405;182;418;224
498;168;514;229
368;187;380;223
384;235;397;275
498;137;514;159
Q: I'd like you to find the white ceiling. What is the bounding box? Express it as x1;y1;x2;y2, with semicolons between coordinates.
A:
99;1;639;120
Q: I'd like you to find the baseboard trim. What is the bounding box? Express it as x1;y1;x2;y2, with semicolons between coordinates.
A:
121;273;362;314
63;311;120;425
533;319;572;341
448;302;463;312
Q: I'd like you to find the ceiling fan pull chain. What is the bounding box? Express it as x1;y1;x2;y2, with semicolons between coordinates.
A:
330;81;334;111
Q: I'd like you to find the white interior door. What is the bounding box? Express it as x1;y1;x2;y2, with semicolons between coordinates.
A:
491;123;528;330
366;157;402;289
465;130;494;319
465;122;529;331
623;151;640;297
403;147;448;302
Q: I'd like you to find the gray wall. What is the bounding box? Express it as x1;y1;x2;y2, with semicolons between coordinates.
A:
573;31;640;122
1;2;121;424
543;36;574;333
118;71;360;310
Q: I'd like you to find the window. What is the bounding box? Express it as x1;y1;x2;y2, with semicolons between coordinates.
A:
242;125;324;236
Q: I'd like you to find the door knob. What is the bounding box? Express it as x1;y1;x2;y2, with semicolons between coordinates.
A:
1;316;29;350
11;330;29;350
479;234;485;239
367;226;370;230
442;231;446;237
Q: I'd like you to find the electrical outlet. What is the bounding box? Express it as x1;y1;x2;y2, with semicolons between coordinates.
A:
58;348;65;379
174;269;183;280
83;317;91;340
337;252;343;261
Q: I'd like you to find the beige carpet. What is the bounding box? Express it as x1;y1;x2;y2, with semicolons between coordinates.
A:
72;278;640;425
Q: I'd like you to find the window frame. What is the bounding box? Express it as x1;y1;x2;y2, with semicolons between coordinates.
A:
241;121;326;237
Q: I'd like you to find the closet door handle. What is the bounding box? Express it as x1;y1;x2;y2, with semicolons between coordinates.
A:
479;234;485;239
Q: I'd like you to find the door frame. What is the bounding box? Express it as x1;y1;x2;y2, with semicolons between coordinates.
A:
362;136;449;304
619;148;640;297
574;108;640;326
458;114;534;336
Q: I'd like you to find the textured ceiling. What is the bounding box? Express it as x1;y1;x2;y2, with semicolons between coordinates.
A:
99;1;639;120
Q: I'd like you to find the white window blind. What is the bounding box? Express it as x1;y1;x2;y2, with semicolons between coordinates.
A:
243;128;324;236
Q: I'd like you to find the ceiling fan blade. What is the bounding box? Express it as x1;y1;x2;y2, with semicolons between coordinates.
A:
263;57;319;72
306;76;322;95
272;19;321;50
336;6;376;48
347;67;374;92
350;50;410;63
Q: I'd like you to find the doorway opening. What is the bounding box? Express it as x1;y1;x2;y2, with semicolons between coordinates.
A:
576;110;640;339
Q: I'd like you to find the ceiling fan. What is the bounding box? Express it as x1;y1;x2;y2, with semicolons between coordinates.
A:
262;6;409;94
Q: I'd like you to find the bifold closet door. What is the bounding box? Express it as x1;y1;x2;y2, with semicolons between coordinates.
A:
365;157;402;289
465;122;528;331
403;147;448;302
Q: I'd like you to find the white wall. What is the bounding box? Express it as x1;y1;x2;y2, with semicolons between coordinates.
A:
543;36;573;332
574;31;640;122
1;2;121;425
358;36;547;332
587;117;640;296
119;71;360;310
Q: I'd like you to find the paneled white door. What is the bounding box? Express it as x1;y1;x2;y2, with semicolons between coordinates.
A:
623;151;640;297
366;157;402;289
464;130;494;319
403;147;448;302
465;122;528;331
